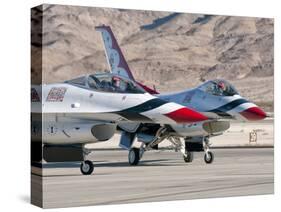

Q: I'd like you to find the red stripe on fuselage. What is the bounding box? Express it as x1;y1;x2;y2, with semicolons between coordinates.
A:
239;107;266;121
164;107;208;123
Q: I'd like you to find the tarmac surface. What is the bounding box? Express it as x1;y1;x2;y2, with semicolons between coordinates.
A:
31;148;274;208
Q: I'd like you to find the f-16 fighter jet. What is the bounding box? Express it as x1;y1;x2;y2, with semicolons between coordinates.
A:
31;73;208;175
96;25;267;166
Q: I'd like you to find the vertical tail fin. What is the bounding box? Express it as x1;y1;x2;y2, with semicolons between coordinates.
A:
96;25;159;94
95;25;135;81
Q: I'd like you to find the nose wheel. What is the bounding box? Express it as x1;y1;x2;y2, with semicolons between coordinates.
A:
80;160;94;175
203;137;214;164
80;145;94;175
204;151;214;164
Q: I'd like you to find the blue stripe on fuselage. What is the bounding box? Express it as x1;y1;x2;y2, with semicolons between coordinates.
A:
208;98;248;115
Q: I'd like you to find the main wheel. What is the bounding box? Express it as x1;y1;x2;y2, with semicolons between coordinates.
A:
204;151;214;164
80;160;94;175
128;148;140;165
183;151;194;163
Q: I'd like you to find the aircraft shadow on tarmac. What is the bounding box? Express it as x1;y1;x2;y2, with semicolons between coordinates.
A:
32;159;184;169
94;159;179;167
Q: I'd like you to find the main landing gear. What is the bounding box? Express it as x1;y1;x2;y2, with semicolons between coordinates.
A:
183;151;194;163
127;135;214;166
128;142;146;166
168;136;194;163
128;147;141;165
128;127;167;166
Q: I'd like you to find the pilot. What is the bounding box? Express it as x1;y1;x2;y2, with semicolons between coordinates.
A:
112;76;125;92
217;81;226;95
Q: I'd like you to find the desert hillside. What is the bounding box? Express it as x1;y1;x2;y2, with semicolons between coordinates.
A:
31;4;274;111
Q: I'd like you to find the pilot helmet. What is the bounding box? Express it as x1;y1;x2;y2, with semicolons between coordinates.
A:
218;81;226;90
112;76;121;87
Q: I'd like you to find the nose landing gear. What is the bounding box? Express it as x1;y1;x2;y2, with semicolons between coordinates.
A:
204;151;214;164
80;145;94;175
203;137;214;164
80;160;94;175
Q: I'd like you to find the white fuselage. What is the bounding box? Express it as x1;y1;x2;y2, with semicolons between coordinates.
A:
157;88;260;137
31;82;207;144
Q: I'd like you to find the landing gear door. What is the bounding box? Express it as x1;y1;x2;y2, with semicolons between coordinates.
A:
119;131;136;150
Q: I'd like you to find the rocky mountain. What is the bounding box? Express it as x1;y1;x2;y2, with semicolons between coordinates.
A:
31;4;274;111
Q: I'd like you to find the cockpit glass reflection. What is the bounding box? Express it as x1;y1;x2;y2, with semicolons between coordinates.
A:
199;79;238;96
65;73;145;94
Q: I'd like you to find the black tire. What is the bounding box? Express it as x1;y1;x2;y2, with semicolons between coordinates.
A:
80;160;94;175
204;151;214;164
128;148;140;165
183;151;194;163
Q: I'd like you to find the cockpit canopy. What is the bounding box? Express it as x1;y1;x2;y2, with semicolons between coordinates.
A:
65;73;146;94
198;79;239;96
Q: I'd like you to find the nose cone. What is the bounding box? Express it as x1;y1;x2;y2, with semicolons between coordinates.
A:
240;107;266;121
165;107;209;123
